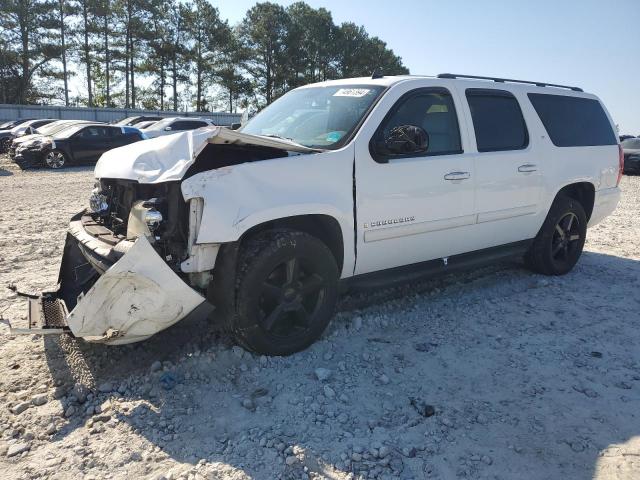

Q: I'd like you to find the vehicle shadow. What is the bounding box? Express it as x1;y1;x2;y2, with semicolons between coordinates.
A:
40;250;640;479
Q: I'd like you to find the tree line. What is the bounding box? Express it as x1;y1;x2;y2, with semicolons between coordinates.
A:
0;0;409;112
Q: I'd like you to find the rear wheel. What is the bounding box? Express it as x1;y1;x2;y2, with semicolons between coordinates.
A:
229;230;339;356
45;149;67;169
525;195;587;275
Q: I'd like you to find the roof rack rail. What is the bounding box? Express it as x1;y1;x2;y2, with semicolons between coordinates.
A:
437;73;583;92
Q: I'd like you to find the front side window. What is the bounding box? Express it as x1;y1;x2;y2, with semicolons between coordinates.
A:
528;93;617;147
241;85;386;149
371;88;462;162
466;89;529;152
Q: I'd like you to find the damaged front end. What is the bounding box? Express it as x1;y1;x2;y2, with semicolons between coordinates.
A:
10;189;205;345
8;127;318;345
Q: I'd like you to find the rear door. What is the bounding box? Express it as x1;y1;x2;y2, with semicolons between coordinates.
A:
457;87;545;246
354;83;477;274
108;127;131;148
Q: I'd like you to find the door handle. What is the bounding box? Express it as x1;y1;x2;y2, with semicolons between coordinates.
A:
444;171;471;181
518;164;538;173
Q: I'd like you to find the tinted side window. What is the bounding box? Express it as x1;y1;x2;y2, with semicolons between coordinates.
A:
466;89;528;152
528;93;616;147
172;121;198;131
78;127;109;139
372;88;462;162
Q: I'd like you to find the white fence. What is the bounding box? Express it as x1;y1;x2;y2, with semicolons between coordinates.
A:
0;104;241;126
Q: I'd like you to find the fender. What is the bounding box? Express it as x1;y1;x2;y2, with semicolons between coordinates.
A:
181;145;356;276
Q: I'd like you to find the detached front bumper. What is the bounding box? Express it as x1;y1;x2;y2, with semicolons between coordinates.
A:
9;212;205;345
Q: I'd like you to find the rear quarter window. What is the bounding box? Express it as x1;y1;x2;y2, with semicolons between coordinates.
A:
528;93;617;147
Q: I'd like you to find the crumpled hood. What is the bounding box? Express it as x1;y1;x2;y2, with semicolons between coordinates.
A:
94;126;319;184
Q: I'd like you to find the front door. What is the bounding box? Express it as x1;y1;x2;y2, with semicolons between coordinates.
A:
354;84;477;275
71;126;112;163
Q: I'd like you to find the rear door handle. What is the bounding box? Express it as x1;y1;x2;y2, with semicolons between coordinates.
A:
444;171;471;181
518;164;538;173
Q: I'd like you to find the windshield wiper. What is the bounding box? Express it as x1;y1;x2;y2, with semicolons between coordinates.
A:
261;134;295;141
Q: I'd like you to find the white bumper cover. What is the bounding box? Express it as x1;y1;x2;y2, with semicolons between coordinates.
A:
588;186;621;227
68;236;204;345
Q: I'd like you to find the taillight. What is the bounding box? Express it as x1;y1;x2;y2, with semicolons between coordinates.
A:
617;144;624;186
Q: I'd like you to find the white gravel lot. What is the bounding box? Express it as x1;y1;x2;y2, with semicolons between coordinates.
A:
0;154;639;480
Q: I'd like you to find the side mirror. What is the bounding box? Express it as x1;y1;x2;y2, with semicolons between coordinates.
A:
230;122;241;130
164;126;172;131
384;125;429;155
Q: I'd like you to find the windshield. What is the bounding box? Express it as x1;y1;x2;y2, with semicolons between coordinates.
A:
241;85;386;149
621;138;640;149
144;118;175;130
35;121;72;135
114;116;138;126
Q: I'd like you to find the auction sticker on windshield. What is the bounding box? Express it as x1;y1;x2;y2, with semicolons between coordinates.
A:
333;88;372;97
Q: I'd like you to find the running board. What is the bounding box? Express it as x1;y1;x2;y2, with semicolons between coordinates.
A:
7;290;71;336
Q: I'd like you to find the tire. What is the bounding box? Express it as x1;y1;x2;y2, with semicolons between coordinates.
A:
44;149;67;169
229;230;339;356
525;195;587;276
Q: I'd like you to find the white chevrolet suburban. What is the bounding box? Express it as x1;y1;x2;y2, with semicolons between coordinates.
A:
10;73;623;355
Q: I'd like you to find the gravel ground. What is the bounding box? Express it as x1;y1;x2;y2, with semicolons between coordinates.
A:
0;153;639;480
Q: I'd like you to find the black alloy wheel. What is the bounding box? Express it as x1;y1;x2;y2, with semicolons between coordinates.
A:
259;256;326;337
229;230;339;356
525;195;587;276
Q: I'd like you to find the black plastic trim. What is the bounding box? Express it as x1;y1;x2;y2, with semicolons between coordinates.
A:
344;239;532;292
438;73;583;92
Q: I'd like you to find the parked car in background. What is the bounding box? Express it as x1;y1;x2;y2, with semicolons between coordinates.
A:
134;120;159;130
17;118;58;136
0;118;35;131
621;137;640;174
1;119;57;152
619;134;636;142
142;117;215;138
114;115;164;126
8;120;98;158
12;123;145;169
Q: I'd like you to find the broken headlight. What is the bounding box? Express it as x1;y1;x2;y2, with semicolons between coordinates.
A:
126;198;164;239
89;187;109;215
143;209;163;232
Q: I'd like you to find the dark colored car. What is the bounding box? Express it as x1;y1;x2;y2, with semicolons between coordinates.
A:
114;115;164;126
622;137;640;174
8;120;98;159
13;124;145;169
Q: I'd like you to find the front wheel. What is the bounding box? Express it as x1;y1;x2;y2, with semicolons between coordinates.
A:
45;149;67;169
228;230;339;356
525;195;587;275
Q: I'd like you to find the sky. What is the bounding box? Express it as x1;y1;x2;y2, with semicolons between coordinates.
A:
217;0;640;134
